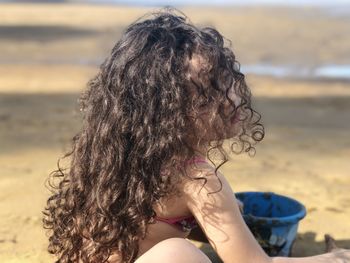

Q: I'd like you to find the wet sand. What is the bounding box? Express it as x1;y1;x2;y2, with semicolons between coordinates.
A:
0;3;349;262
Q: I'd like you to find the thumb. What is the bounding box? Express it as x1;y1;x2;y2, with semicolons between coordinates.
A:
236;199;244;213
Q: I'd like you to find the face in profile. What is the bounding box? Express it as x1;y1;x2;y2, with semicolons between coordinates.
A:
197;92;242;142
185;53;244;144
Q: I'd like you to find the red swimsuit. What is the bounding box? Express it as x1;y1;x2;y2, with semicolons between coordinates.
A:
154;156;208;232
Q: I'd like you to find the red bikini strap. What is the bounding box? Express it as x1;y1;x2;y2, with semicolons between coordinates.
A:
155;215;195;224
185;156;207;165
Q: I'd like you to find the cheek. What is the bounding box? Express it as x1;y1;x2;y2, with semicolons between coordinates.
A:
227;88;242;108
230;112;241;125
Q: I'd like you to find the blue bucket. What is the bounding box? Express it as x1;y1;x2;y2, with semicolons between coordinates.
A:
235;191;306;257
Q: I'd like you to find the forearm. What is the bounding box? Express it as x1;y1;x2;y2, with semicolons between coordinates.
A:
187;199;244;243
272;252;333;263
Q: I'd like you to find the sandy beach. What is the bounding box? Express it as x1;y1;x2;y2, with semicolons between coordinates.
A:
0;3;349;262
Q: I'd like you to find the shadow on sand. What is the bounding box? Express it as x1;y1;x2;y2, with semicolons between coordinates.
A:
1;92;350;155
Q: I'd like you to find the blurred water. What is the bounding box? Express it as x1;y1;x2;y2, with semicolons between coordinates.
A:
313;65;350;79
1;56;348;80
241;64;350;80
1;0;349;81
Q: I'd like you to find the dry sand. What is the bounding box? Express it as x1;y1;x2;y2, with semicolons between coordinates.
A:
0;3;349;262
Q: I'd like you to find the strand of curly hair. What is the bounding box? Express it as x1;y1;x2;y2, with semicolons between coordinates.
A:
42;6;264;263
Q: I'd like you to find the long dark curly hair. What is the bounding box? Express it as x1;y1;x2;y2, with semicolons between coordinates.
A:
42;6;264;263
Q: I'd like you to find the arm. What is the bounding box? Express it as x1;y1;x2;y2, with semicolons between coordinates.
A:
181;164;350;263
272;250;350;263
187;199;243;243
181;165;271;263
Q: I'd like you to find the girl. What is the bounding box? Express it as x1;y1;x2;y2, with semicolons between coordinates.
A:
42;7;350;263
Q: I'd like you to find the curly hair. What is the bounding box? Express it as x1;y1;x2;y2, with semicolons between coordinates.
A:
42;6;264;263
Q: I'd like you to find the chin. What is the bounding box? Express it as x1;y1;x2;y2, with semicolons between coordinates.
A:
224;124;242;139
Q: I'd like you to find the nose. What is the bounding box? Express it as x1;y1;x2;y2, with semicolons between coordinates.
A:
222;90;241;113
227;88;241;107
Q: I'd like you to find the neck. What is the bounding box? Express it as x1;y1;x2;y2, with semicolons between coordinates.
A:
193;143;208;159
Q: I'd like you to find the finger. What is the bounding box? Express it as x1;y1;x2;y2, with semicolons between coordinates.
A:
236;199;244;213
325;234;339;252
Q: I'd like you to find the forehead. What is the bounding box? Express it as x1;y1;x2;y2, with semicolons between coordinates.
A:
185;53;212;80
185;52;242;107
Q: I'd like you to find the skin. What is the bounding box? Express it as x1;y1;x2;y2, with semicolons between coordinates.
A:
110;54;350;262
133;101;254;263
134;158;350;263
133;100;350;263
107;129;243;263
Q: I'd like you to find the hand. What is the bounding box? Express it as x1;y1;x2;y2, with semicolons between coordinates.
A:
325;234;350;262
